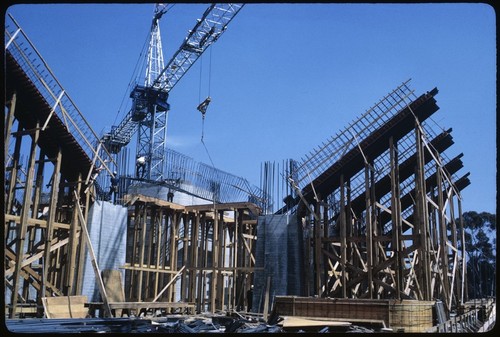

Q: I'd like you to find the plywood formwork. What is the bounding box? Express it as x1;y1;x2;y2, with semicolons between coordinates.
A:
122;194;260;313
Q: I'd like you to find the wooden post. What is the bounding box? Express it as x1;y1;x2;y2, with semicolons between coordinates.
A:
415;125;431;300
345;178;352;273
75;178;89;295
437;163;451;310
4;92;16;160
340;174;347;298
181;213;189;302
197;213;207;312
145;206;156;299
66;171;81;295
6;122;23;218
11;122;40;318
211;207;219;313
128;203;141;301
137;203;148;301
304;213;311;296
449;193;460;308
365;165;374;298
389;137;403;299
189;212;200;305
314;198;322;296
457;199;467;303
41;147;62;298
154;208;163;300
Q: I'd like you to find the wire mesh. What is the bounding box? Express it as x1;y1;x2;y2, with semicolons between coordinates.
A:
292;79;417;190
164;147;265;205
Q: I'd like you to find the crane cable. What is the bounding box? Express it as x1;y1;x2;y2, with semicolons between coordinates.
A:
199;46;215;167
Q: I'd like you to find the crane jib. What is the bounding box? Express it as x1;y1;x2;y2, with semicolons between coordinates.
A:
103;3;244;161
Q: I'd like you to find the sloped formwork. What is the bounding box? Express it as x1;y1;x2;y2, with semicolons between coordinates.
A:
289;81;469;314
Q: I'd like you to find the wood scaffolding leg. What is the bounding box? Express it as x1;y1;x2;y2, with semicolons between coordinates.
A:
389;137;404;299
4;92;16;161
364;165;374;298
340;174;347;298
41;147;62;300
10;122;40;318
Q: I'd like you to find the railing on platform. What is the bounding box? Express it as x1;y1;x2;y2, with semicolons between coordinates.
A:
428;298;496;333
5;13;116;175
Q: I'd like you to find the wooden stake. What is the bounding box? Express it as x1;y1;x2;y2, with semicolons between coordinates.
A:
73;191;112;317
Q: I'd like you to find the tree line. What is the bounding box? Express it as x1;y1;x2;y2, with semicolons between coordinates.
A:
457;211;496;299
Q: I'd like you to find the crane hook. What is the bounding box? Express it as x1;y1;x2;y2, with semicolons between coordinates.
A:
197;96;211;116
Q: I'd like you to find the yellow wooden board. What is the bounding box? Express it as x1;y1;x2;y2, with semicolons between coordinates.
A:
42;295;88;318
279;316;351;328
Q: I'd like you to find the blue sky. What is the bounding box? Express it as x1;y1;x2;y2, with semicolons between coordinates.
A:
6;3;496;213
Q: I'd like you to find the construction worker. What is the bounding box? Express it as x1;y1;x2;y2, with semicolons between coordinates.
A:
247;285;254;312
109;171;119;203
136;155;146;178
167;189;174;202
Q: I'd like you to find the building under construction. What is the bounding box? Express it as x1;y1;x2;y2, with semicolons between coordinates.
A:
3;4;495;334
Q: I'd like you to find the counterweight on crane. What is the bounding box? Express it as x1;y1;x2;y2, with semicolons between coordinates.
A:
102;3;244;182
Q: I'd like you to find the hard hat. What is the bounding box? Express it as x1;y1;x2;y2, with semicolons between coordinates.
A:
113;171;117;175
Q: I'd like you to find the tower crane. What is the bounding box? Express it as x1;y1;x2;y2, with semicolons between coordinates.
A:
102;3;244;181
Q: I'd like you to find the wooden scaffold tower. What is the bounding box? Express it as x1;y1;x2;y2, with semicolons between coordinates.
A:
4;14;115;318
122;194;260;313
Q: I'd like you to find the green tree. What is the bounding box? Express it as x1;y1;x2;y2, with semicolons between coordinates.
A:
460;211;496;299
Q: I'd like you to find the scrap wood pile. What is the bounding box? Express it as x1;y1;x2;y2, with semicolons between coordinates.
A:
6;311;380;333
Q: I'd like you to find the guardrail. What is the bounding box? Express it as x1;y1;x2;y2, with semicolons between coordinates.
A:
5;13;116;176
428;298;496;333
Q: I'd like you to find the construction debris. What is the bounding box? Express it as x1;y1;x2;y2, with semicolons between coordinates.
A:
5;312;380;334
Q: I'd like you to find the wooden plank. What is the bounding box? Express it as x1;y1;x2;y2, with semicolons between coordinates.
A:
4;235;75;276
4;91;16;160
186;201;261;214
280;316;351;328
108;302;195;310
152;266;186;302
102;269;125;317
123;193;186;210
42;295;88;318
102;269;125;302
4;213;71;230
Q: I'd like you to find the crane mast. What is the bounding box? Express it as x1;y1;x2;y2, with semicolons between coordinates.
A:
102;3;244;182
132;4;169;181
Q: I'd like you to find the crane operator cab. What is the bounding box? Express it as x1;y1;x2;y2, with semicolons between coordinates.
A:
130;85;170;122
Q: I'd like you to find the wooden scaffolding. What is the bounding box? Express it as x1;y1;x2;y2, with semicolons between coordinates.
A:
290;83;469;313
4;15;115;318
122;195;260;313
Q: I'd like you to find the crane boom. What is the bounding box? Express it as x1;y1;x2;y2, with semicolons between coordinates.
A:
102;3;244;155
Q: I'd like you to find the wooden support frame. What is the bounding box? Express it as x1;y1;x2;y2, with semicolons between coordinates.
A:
120;196;259;313
4;118;92;318
302;114;466;311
